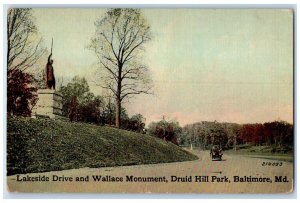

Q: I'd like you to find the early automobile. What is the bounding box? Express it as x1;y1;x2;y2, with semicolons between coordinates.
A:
210;145;223;161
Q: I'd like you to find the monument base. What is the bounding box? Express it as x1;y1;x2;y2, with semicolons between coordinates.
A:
32;89;66;120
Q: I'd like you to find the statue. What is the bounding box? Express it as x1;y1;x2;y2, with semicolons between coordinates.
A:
45;38;55;90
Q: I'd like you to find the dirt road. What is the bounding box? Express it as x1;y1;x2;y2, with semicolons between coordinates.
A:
7;150;293;193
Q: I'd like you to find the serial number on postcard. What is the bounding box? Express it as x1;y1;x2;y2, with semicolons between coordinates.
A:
262;161;283;166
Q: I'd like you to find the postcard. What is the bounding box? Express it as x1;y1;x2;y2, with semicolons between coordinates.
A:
6;8;294;193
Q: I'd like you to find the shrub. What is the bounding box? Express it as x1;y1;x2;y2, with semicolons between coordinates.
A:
7;69;37;116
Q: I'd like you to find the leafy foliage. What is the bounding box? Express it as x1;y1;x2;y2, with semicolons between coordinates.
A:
148;119;181;145
59;76;146;132
77;95;103;123
59;76;105;123
7;69;37;116
60;76;90;115
180;121;293;150
121;114;146;133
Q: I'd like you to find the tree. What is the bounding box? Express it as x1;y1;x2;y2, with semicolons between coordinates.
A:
7;69;37;116
263;121;293;147
129;114;146;132
7;8;44;72
7;8;44;117
60;76;90;116
148;119;181;145
223;123;241;150
101;95;115;125
89;8;152;128
122;114;146;132
60;76;106;124
77;95;104;124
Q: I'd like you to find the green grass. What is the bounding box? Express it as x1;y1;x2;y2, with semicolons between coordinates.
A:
7;117;198;175
226;145;293;162
242;155;293;163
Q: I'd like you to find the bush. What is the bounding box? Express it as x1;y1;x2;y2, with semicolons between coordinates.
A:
148;119;181;145
7;69;37;116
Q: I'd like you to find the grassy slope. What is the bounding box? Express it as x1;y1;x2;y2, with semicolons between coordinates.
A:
7;117;198;175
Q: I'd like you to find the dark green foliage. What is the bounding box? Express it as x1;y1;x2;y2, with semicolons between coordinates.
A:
121;114;146;133
263;121;293;147
59;76;106;124
59;76;92;116
7;117;198;175
59;76;147;131
148;119;181;145
7;69;37;116
77;95;103;124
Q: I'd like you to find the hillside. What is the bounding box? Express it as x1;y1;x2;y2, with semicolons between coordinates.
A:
7;117;198;175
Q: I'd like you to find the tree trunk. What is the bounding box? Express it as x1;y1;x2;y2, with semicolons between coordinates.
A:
115;63;122;128
115;76;121;128
234;135;237;151
115;97;121;128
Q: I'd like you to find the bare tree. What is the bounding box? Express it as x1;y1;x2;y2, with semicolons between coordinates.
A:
89;9;152;128
7;8;45;73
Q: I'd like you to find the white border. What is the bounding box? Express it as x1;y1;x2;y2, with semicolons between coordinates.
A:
1;0;299;201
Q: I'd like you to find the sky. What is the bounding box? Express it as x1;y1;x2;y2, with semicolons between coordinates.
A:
33;8;293;126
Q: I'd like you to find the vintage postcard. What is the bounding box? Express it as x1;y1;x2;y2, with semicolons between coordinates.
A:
6;8;294;194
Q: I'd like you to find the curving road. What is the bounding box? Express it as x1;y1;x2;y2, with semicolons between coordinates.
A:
7;150;293;193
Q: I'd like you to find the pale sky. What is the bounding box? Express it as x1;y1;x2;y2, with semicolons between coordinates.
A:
33;9;293;125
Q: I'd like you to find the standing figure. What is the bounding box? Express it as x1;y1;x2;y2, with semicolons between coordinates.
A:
45;53;56;90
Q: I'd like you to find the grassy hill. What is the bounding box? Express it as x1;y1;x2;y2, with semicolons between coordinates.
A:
7;117;198;175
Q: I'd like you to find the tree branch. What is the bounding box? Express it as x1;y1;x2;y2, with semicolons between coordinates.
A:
121;86;152;101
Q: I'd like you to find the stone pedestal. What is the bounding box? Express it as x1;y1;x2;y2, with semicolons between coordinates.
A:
32;89;65;120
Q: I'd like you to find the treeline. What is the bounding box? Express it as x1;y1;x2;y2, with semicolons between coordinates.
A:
60;76;145;133
179;121;293;149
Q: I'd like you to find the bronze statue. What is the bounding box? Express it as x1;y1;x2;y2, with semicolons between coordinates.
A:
45;39;55;90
